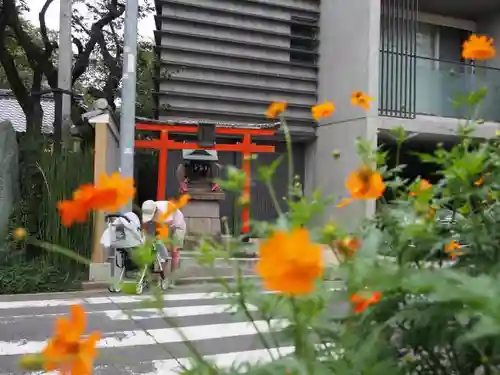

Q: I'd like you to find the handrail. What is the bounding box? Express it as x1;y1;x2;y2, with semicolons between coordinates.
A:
379;49;500;72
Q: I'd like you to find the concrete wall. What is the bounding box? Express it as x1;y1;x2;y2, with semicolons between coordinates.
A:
379;115;500;139
305;0;380;229
155;0;318;131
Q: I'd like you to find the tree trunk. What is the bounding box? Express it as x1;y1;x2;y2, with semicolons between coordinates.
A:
16;110;45;259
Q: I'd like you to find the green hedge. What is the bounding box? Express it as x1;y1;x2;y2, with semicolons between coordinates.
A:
36;147;94;278
0;145;94;294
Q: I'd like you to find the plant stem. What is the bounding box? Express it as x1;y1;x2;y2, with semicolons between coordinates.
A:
30;239;91;265
265;180;284;217
234;265;276;359
280;117;294;201
290;297;314;374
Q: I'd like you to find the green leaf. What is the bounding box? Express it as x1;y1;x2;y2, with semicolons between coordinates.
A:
257;155;283;182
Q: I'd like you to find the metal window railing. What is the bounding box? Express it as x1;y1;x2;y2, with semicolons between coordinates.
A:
379;52;500;122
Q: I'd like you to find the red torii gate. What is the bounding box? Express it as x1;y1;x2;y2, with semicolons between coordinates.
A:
134;120;278;233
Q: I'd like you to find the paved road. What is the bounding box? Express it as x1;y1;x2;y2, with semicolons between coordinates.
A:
0;284;334;375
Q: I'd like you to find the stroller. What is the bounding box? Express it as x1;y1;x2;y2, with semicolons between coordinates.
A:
102;213;169;295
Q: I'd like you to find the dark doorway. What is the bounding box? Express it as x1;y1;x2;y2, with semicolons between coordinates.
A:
378;132;460;202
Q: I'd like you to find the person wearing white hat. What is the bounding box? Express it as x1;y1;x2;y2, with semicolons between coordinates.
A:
141;199;186;288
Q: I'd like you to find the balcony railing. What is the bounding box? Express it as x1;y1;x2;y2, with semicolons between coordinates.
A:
379;51;500;122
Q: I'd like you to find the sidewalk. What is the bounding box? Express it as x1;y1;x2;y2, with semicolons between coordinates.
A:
83;246;341;291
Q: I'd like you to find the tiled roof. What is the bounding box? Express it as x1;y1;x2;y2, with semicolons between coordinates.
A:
0;89;56;133
135;116;281;130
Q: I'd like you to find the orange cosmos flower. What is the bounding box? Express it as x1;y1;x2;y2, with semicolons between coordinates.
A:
95;172;136;212
156;226;170;241
57;200;89;227
335;236;361;257
350;291;382;313
409;179;432;197
157;194;190;223
12;227;27;240
256;228;323;296
474;176;484;186
41;305;101;375
426;205;437;220
265;101;288;119
57;173;135;227
312;101;335;120
462;34;495;60
444;240;465;259
57;185;117;227
350;91;374;111
337;166;386;207
172;194;190;209
156;194;190;240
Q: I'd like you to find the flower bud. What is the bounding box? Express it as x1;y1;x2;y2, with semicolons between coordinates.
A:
238;193;250;206
322;223;337;238
12;228;27;241
19;354;45;371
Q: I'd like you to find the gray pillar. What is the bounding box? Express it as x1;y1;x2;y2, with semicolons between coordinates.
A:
57;0;73;145
305;0;381;229
119;0;139;212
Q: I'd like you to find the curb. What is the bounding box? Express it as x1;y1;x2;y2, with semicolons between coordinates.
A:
81;275;260;291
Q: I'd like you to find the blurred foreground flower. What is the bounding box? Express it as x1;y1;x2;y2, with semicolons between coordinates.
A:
96;172;136;211
462;34;496;60
12;227;27;241
20;305;100;375
256;228;323;296
351;91;374;111
409;179;432;197
445;240;465;259
350;291;382;313
312;101;335;120
337;166;386;207
335;236;361;258
156;194;190;241
265;101;288;119
57;172;135;226
475;175;485;186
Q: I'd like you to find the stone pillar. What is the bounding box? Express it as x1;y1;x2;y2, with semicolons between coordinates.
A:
82;102;120;282
182;184;225;242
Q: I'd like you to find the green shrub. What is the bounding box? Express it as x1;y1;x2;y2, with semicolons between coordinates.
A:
0;253;81;294
3;144;94;294
37;146;94;275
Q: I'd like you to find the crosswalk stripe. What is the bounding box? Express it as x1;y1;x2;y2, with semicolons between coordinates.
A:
0;287;345;374
0;319;287;356
1;303;257;321
0;292;224;310
148;347;295;375
102;303;257;320
29;347;294;375
0;291;278;310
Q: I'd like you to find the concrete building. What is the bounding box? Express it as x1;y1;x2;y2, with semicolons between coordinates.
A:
153;0;500;229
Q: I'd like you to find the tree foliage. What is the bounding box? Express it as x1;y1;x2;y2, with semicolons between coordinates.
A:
0;0;155;133
71;0;154;112
0;0;155;257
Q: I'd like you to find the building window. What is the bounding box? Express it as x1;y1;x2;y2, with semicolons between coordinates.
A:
290;16;318;64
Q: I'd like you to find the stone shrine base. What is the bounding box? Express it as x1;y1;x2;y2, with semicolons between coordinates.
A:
182;189;224;236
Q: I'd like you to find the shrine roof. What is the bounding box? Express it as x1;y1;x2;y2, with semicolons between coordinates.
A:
135;116;281;130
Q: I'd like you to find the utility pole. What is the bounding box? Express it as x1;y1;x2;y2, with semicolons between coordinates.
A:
57;0;73;147
119;0;139;212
